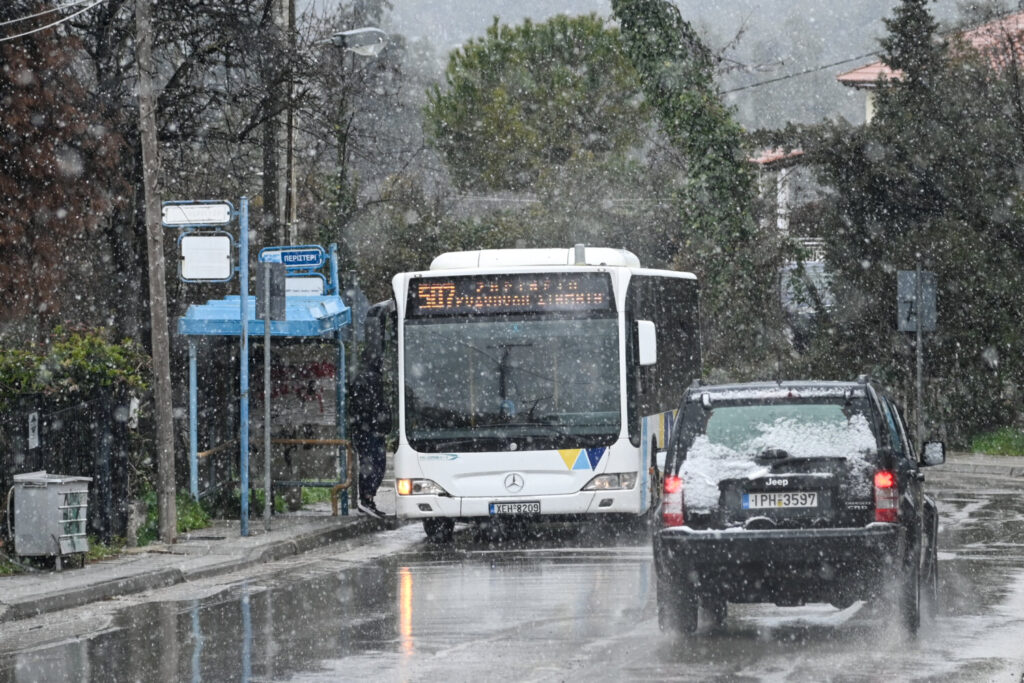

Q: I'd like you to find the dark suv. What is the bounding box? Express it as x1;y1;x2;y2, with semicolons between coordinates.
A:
654;378;945;635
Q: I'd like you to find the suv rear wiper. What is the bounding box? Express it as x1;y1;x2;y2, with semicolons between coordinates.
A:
753;449;841;467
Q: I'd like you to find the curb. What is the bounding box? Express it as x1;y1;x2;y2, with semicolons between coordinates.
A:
937;459;1024;479
1;567;186;623
941;465;1024;478
245;517;387;565
0;516;389;624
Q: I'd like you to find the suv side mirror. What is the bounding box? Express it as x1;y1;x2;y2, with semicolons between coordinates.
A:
921;441;946;467
637;320;657;366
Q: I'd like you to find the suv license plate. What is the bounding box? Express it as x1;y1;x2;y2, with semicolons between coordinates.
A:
742;492;818;509
489;501;541;515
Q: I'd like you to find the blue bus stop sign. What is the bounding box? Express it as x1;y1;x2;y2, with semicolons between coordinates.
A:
259;245;326;270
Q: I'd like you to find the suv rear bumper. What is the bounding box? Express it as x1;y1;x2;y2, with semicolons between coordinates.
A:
655;524;905;603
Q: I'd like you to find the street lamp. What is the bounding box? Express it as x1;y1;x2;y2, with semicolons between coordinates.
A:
286;26;388;245
329;27;388;57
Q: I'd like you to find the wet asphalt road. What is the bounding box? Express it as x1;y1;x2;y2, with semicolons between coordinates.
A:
1;470;1023;682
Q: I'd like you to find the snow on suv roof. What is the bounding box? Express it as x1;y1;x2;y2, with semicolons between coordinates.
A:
687;381;868;402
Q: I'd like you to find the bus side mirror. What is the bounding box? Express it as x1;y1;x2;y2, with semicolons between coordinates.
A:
637;320;657;366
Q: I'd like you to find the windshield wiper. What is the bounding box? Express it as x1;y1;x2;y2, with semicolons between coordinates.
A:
514;422;572;438
420;437;485;449
753;451;843;467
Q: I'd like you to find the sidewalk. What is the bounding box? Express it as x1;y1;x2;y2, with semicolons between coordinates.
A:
941;452;1024;479
0;494;399;624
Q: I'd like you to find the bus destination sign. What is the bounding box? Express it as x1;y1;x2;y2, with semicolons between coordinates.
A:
408;272;614;317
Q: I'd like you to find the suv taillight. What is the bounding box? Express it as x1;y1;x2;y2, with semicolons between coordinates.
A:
873;469;898;522
662;475;685;527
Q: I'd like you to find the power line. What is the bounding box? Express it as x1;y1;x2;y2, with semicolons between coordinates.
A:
0;0;107;43
0;0;96;27
725;6;1024;95
722;50;882;94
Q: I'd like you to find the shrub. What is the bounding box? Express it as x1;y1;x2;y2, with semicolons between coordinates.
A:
136;489;211;546
970;428;1024;457
0;327;149;410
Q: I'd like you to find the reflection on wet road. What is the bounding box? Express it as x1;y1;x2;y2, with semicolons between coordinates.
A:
1;471;1023;682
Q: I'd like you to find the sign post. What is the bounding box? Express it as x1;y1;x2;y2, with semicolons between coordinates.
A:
264;262;272;532
164;198;257;536
239;199;250;536
897;262;937;450
259;262;285;531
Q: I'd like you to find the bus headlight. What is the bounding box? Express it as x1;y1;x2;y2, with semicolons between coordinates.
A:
397;478;449;496
582;473;638;491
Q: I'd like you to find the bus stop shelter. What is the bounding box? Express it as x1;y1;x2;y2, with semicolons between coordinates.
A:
178;291;353;523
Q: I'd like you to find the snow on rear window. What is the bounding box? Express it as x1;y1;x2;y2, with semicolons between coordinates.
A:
696;387;865;402
681;438;770;511
680;404;877;512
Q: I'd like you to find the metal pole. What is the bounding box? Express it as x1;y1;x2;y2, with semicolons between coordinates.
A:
337;330;348;515
189;339;198;500
328;243;339;296
263;262;272;531
240;197;250;536
915;256;924;451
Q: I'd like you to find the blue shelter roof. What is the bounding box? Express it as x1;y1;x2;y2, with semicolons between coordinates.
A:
178;295;351;337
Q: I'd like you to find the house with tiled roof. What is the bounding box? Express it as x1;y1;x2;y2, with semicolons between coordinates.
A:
838;10;1024;122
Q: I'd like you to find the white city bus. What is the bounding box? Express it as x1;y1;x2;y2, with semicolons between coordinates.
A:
388;246;700;541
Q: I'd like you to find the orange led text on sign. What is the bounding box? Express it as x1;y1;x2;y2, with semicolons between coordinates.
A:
413;277;606;312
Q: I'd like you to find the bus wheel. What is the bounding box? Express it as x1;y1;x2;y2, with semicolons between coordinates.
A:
423;518;455;544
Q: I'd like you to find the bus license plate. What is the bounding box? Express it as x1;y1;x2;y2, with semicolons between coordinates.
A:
489;501;541;515
742;492;818;509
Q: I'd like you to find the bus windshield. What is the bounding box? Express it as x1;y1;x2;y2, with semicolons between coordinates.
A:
404;316;620;451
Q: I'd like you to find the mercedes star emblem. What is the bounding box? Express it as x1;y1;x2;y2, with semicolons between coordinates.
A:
503;473;524;493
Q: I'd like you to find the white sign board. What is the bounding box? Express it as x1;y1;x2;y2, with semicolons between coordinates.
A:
897;270;937;333
162;202;232;226
181;233;233;281
28;412;39;450
286;276;325;296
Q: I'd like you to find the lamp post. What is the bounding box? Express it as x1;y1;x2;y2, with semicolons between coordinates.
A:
329;27;388;56
285;27;387;245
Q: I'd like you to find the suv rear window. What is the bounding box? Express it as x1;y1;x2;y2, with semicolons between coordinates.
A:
668;396;880;512
705;403;867;452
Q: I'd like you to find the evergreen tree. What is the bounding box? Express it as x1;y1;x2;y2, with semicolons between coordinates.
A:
804;0;1024;443
421;13;685;271
879;0;946;89
612;0;787;376
425;14;650;193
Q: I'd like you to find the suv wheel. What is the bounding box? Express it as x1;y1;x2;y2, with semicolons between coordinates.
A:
702;594;727;629
922;536;939;620
657;575;698;634
922;507;940;620
899;557;921;634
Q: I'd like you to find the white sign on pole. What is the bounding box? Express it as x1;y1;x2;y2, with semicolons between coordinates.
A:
286;276;325;296
162;202;232;227
897;270;937;332
28;412;39;450
181;233;233;281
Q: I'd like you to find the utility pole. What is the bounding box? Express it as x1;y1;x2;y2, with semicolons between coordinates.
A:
285;0;298;244
136;0;177;543
915;256;925;451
